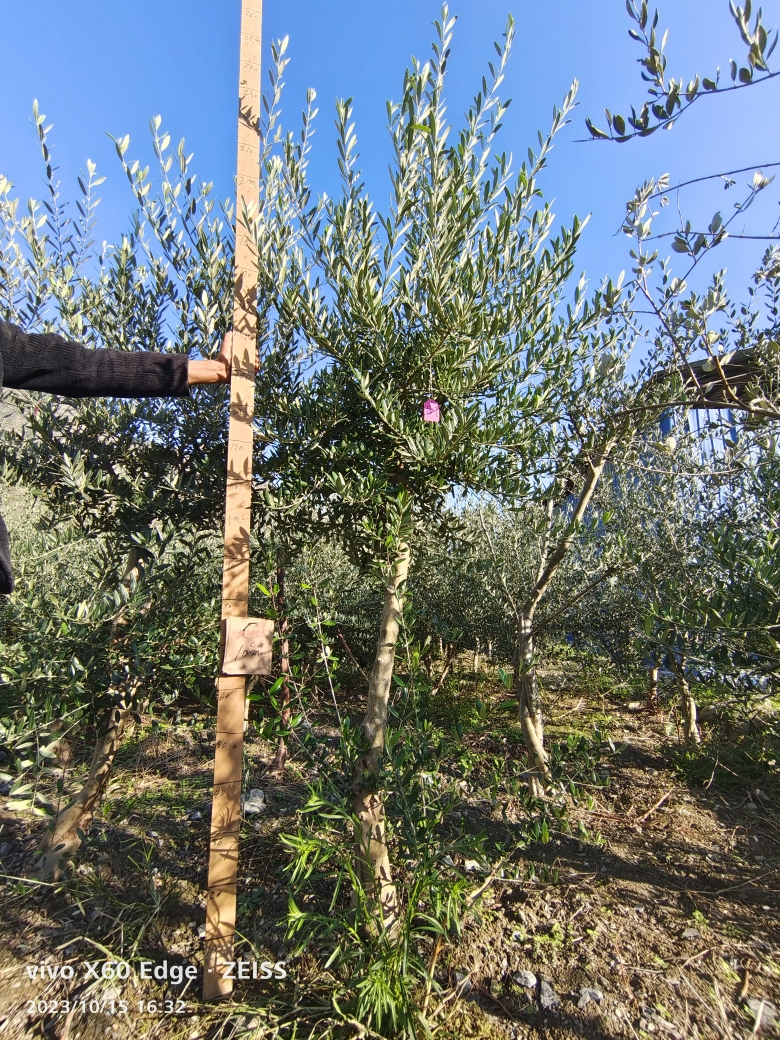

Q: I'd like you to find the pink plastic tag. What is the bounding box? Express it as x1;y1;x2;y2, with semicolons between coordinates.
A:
423;399;441;423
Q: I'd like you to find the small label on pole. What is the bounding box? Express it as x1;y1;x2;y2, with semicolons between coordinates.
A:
222;617;274;675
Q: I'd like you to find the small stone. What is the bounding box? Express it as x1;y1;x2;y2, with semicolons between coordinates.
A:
633;904;645;913
539;979;560;1010
243;789;266;814
231;1015;261;1032
463;859;487;873
746;998;778;1031
187;810;202;822
442;855;456;867
453;971;473;997
512;970;537;989
681;927;700;939
578;987;604;1008
0;842;10;856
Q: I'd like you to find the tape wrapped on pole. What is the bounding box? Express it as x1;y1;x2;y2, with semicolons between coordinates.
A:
203;0;263;1000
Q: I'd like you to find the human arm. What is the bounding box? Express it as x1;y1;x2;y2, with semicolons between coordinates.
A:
0;319;190;397
0;321;234;396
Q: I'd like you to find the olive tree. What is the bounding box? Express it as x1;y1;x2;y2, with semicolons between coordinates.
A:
0;77;300;876
252;7;636;928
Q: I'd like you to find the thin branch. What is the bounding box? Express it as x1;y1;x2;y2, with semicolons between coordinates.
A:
335;626;368;681
523;445;616;619
577;72;780;145
430;644;459;697
649;231;780;243
531;565;620;638
645;161;780;201
478;503;519;621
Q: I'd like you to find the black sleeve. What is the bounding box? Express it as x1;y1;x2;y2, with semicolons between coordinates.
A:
0;511;13;594
0;319;190;399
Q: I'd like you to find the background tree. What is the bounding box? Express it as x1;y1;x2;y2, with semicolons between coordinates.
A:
0;107;272;877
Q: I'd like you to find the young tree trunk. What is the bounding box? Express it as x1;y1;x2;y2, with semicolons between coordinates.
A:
473;639;480;674
646;664;659;712
514;613;551;798
512;449;613;796
32;549;141;881
352;544;410;935
671;655;700;743
270;565;291;773
430;641;458;697
31;693;135;880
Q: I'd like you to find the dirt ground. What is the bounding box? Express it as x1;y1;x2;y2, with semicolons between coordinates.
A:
0;665;778;1040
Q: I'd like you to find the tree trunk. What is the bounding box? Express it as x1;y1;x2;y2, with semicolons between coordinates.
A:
430;641;458;697
514;613;551;798
646;664;659;712
671;655;700;743
512;449;613;798
352;544;409;935
31;695;135;880
32;549;141;881
270;565;291;773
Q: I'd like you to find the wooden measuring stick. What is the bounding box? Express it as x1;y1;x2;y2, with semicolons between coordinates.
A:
203;0;263;1000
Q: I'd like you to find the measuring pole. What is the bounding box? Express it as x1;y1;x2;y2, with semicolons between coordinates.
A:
203;0;263;1000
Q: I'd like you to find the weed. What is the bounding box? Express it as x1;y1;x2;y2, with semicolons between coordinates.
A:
671;707;780;792
279;707;494;1038
532;920;567;963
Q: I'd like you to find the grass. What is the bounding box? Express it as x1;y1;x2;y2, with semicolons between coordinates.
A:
2;656;780;1039
671;702;780;792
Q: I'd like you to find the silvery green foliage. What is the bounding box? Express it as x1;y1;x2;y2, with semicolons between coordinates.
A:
579;0;780;690
587;0;779;142
0;112;238;538
587;1;780;424
0;98;255;724
250;7;640;577
642;445;780;686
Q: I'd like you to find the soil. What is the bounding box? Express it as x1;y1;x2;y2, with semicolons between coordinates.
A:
0;664;778;1040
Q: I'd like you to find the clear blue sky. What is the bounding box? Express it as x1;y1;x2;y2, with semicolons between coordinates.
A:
0;0;778;304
